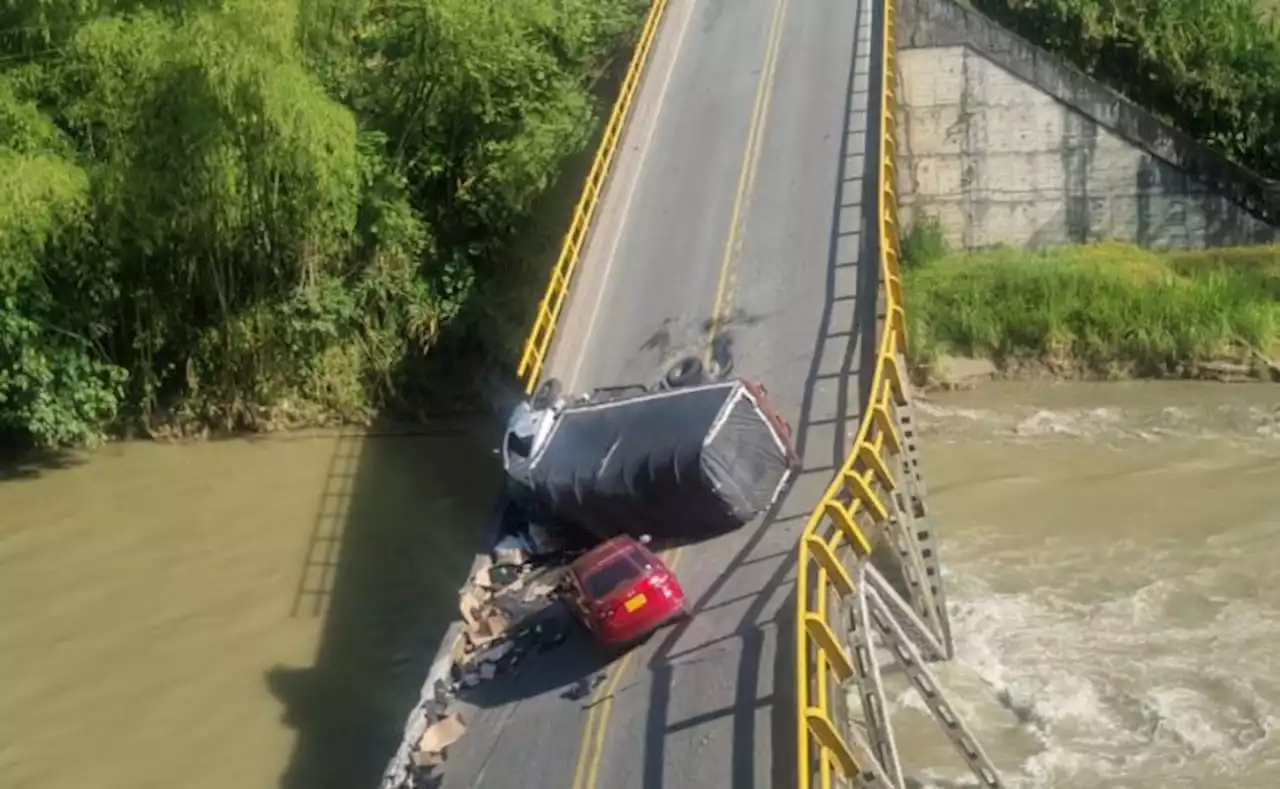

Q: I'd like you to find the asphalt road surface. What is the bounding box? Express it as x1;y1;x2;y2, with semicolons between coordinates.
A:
440;0;881;785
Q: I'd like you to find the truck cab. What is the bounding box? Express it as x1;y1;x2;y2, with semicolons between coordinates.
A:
501;399;558;475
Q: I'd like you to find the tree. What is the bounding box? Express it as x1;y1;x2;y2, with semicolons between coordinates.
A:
0;0;647;446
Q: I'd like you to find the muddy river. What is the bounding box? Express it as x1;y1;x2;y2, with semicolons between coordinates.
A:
895;381;1280;788
3;382;1278;789
0;425;498;789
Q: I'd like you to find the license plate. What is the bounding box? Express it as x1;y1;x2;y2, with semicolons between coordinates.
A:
624;594;647;612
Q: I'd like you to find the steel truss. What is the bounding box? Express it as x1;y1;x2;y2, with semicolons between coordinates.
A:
824;353;1004;789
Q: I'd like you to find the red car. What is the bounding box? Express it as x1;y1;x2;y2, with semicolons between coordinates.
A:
563;536;689;648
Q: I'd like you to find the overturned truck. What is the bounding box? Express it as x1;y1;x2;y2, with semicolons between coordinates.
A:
502;367;801;543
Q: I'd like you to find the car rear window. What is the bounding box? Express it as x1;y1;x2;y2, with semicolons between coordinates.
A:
582;553;647;599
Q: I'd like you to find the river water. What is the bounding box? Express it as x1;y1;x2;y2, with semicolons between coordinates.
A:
890;381;1280;788
4;383;1278;789
0;425;497;789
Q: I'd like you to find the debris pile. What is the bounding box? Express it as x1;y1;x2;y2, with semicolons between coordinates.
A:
382;521;579;789
454;526;575;687
379;658;462;789
413;709;467;770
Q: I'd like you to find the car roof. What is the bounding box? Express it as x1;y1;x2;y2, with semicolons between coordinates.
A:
570;535;648;577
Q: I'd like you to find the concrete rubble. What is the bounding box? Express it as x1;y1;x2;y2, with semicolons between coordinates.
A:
412;712;467;768
379;519;579;789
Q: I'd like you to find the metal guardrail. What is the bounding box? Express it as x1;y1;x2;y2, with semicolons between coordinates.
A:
792;0;1007;786
793;1;1002;787
792;0;911;781
515;0;670;393
508;0;1000;783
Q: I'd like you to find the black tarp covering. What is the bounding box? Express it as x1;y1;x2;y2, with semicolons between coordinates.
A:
521;381;791;541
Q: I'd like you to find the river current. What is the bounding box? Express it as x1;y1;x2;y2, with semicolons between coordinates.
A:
2;383;1277;788
893;381;1280;788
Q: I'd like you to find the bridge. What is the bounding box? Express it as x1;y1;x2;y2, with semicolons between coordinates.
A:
439;0;1003;786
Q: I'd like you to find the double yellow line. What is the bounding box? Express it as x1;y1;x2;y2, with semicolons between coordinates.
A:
705;0;794;356
569;0;792;782
570;547;683;789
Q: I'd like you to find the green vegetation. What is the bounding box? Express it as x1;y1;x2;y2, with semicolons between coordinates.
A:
904;242;1280;377
900;215;948;270
1;0;646;447
972;0;1280;181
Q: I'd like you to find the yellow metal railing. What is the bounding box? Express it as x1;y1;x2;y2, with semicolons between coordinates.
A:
795;0;907;786
515;0;911;781
515;0;670;393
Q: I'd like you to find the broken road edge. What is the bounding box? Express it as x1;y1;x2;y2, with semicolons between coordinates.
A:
379;489;581;789
378;488;503;789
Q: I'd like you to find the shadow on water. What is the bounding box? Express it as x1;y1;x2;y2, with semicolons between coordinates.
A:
284;15;671;747
0;442;85;481
267;418;502;789
261;22;654;782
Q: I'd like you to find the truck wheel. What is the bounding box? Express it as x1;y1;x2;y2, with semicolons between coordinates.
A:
664;356;704;389
708;354;735;380
531;378;563;409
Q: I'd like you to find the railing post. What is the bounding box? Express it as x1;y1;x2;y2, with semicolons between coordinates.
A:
793;0;1002;786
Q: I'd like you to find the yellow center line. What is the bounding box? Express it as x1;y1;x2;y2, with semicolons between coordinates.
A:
705;0;792;364
570;546;683;789
584;651;639;787
570;0;791;780
570;663;614;789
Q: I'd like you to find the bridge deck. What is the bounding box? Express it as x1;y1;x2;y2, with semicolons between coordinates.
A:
437;0;880;786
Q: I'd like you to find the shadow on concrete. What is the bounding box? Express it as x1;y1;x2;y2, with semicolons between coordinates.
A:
633;0;887;783
267;417;502;789
451;619;616;710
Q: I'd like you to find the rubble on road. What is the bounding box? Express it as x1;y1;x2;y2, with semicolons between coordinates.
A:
526;521;564;555
489;520;564;567
452;552;574;688
492;534;528;567
412;712;467;768
379;651;460;789
381;517;581;789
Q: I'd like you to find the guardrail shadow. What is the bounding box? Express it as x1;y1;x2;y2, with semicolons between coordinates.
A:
633;0;884;783
266;420;499;789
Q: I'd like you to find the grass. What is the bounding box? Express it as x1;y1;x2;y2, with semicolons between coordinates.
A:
902;241;1280;377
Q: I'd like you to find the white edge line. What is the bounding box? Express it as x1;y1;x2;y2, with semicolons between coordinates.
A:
565;0;698;393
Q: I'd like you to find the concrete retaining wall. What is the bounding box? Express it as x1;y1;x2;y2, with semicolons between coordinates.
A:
895;0;1279;250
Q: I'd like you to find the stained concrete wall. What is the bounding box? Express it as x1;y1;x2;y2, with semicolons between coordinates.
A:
895;0;1279;250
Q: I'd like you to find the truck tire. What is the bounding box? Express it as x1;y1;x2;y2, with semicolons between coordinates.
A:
708;354;735;380
664;356;704;389
532;378;563;409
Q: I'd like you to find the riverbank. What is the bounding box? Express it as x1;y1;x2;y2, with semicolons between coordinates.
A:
1;0;648;450
903;242;1280;389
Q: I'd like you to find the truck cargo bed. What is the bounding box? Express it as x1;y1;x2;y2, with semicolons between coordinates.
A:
506;379;796;542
